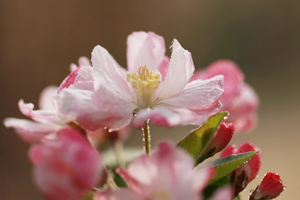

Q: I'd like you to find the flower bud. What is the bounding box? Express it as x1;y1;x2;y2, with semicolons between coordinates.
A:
220;142;262;195
249;172;285;200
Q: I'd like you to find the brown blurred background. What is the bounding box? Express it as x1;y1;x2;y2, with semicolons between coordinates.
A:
1;0;299;199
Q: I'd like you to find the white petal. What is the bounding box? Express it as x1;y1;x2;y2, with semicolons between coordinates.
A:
92;45;134;101
154;39;195;100
161;75;224;108
4;118;55;142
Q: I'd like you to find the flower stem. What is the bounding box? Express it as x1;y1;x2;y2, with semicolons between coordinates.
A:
114;140;125;168
142;120;151;155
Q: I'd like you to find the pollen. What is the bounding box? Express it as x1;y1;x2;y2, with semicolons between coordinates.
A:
126;65;161;108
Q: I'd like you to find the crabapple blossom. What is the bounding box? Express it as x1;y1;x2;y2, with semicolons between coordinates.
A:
191;60;259;133
3;57;91;142
29;127;103;200
249;172;285;200
94;141;216;200
220;142;262;195
59;31;224;131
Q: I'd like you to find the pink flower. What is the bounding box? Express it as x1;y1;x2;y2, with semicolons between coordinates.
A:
220;142;262;195
29;127;103;200
4;57;91;142
94;141;215;200
191;60;259;133
59;32;224;131
250;172;285;200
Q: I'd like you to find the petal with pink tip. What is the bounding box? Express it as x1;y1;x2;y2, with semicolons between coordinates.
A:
127;31;165;72
92;45;134;101
60;84;136;131
132;108;181;128
161;75;224;108
78;56;91;67
75;66;94;83
154;39;195;100
57;68;80;93
157;56;170;81
3;118;55;142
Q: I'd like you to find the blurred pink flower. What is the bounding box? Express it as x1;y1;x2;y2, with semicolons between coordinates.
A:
59;32;224;131
250;172;285;200
29;127;103;200
94;141;215;200
220;142;262;195
191;60;259;133
4;58;91;142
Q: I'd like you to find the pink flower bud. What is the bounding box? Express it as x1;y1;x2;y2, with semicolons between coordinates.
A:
250;172;285;200
220;142;262;195
210;121;234;153
29;127;103;200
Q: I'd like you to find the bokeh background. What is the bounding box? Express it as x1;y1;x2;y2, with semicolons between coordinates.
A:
1;1;299;199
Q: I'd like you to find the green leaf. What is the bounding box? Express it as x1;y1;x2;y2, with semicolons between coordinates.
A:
209;151;258;183
82;191;94;200
234;195;241;200
203;176;230;199
177;112;228;161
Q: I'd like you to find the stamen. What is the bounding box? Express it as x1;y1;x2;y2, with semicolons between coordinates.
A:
126;65;161;108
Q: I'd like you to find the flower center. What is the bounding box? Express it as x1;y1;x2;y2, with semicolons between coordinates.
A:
126;65;161;109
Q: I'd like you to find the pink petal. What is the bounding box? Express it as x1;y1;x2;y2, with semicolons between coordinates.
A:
193;166;216;192
157;56;170;81
59;85;136;131
192;60;244;107
220;145;236;157
127;31;165;72
3;118;55;142
117;141;202;199
209;187;233;200
132;108;181;128
154;39;195;100
92;45;134;101
78;56;91;67
75;66;94;83
39;86;58;110
19;99;68;125
226;83;259;133
160;75;224;108
94;189;143;200
57;68;80;94
30;127;103;200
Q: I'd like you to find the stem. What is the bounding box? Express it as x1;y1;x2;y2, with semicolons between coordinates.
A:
114;140;125;168
142;120;151;155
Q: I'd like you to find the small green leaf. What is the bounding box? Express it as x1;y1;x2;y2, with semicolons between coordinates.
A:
82;191;94;200
177;112;228;160
204;176;230;199
209;151;258;183
234;195;241;200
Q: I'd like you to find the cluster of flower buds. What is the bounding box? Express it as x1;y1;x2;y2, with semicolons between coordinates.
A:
4;31;284;200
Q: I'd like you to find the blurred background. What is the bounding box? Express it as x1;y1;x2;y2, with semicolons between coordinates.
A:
0;0;299;199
